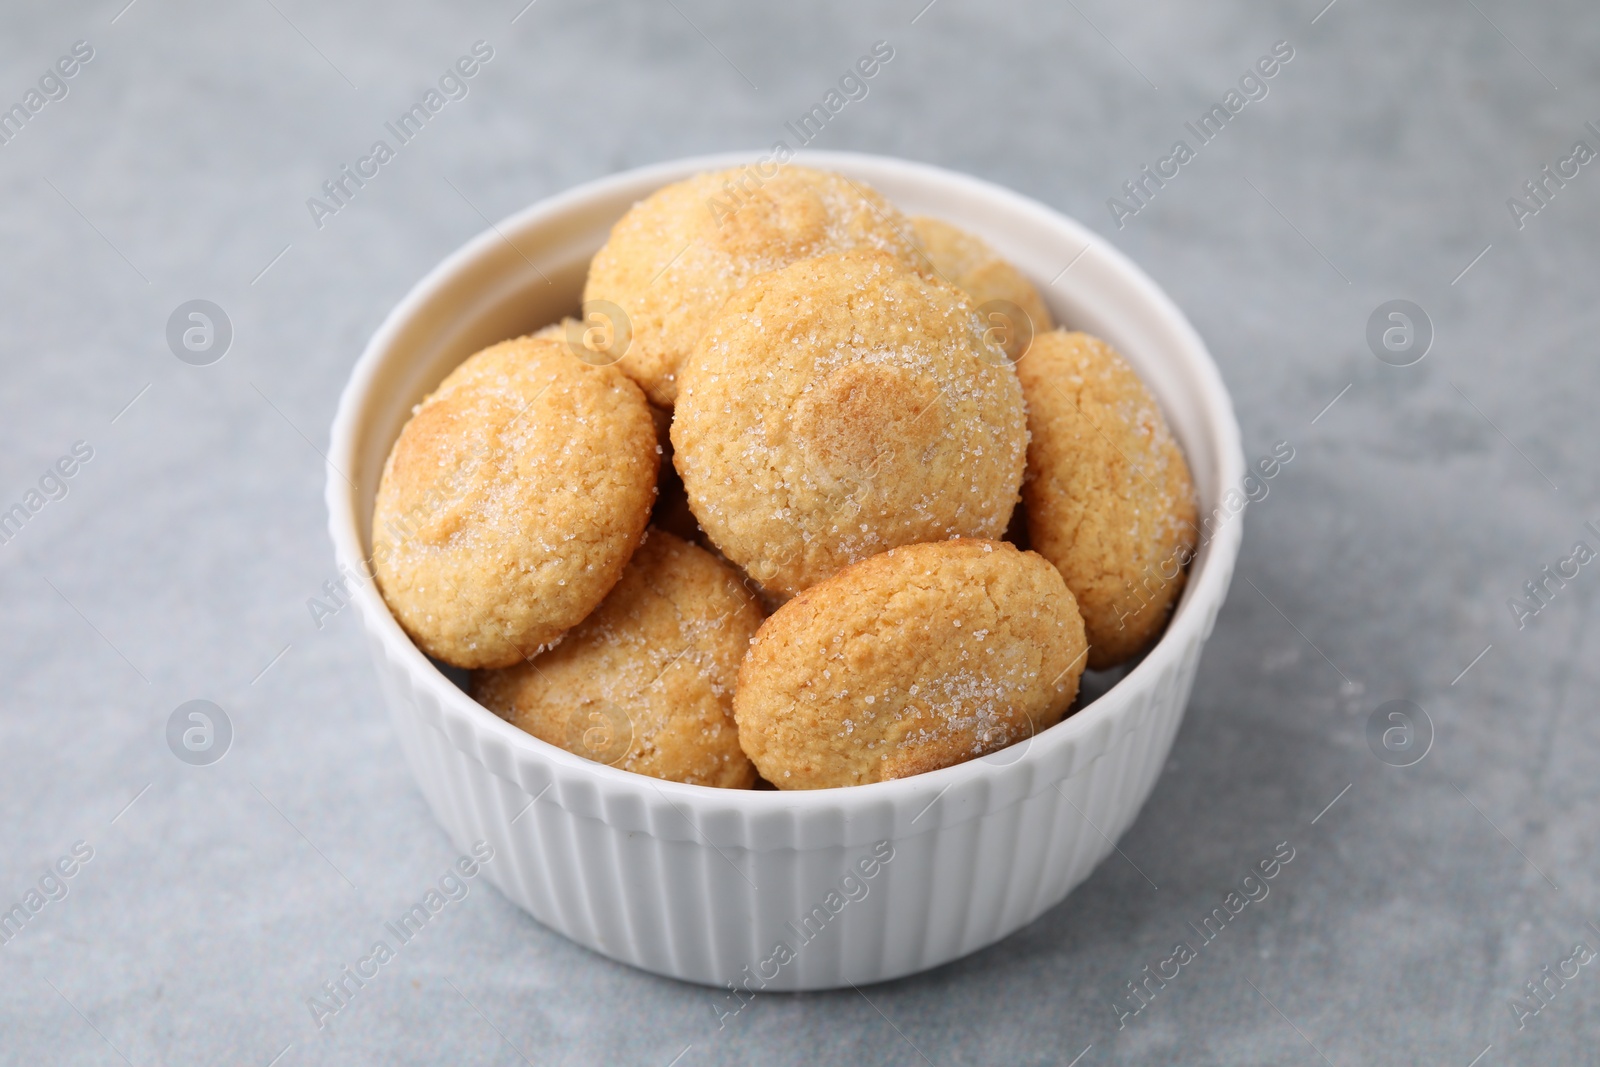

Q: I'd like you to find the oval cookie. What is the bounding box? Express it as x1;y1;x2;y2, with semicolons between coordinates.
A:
1016;330;1198;668
734;539;1087;789
472;529;763;788
584;165;923;406
371;336;658;669
672;250;1029;599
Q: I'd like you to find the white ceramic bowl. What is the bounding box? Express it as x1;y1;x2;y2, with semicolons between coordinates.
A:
326;151;1244;991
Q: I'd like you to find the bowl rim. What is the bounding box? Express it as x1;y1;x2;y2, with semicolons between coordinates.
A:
326;149;1245;818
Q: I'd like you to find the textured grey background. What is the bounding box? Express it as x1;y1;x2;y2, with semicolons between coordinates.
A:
1;0;1596;1064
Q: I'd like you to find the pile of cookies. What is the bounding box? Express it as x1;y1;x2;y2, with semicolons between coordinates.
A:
371;165;1197;791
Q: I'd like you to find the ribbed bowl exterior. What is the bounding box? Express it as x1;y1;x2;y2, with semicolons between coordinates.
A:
370;618;1212;989
328;152;1244;990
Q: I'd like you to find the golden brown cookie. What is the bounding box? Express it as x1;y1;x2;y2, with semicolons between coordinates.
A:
911;216;1053;363
672;250;1029;599
1016;330;1197;669
584;166;924;406
371;336;658;669
472;529;763;788
734;539;1088;789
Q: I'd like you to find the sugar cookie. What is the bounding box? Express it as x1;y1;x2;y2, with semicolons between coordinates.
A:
1016;330;1197;668
672;250;1028;599
371;336;657;668
734;539;1087;789
911;216;1053;362
473;530;762;787
584;165;923;406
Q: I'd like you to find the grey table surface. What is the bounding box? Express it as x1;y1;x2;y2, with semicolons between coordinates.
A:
2;0;1597;1064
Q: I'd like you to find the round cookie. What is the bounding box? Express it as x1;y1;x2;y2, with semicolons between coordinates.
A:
734;539;1088;790
1015;330;1198;669
371;335;658;669
472;529;763;788
672;250;1029;599
554;379;703;546
584;165;923;407
911;216;1053;363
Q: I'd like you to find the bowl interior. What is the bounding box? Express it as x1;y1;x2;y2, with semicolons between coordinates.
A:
333;149;1243;800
